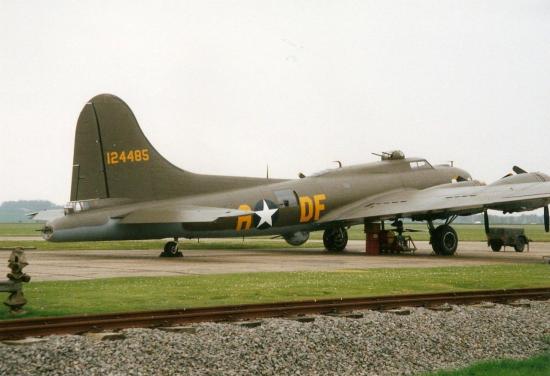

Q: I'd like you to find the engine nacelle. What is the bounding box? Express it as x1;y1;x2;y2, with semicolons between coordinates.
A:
491;172;550;186
283;231;310;246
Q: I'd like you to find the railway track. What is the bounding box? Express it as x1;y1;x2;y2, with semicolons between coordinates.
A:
1;287;549;340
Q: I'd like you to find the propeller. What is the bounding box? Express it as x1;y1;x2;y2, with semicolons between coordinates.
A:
545;206;549;233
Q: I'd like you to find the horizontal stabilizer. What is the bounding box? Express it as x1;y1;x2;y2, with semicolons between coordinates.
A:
27;209;65;222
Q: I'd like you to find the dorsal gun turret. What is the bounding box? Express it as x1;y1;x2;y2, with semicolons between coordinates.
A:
372;150;405;161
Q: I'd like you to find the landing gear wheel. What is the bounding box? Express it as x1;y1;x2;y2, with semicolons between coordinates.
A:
490;240;502;252
514;237;525;253
160;240;183;258
430;225;458;256
323;227;348;252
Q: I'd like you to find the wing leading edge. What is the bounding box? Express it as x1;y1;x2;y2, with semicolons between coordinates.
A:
320;179;550;224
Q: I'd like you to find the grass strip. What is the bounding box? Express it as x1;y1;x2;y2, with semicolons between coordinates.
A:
1;264;548;320
0;223;43;236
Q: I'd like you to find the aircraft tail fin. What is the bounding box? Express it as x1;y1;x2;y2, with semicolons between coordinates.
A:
71;94;192;201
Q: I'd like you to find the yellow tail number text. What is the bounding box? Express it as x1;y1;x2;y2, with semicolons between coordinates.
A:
299;194;326;223
106;149;150;165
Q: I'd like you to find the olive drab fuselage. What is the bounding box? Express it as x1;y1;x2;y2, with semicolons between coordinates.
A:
45;156;469;242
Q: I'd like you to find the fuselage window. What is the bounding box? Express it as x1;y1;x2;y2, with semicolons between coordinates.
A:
410;160;432;170
274;189;298;208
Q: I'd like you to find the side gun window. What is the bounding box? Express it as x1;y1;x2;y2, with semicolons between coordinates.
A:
63;200;92;215
274;189;298;208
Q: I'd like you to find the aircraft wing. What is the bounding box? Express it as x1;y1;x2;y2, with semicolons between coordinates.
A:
27;209;65;222
118;204;253;224
319;180;550;224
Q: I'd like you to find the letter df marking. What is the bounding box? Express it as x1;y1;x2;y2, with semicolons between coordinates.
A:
299;194;326;223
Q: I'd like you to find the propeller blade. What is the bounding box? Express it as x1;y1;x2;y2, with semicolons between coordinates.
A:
544;206;549;233
484;210;490;234
513;166;527;174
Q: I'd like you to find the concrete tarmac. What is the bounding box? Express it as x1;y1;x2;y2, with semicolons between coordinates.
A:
1;240;549;281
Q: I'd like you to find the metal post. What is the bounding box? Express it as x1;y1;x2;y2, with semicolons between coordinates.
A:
1;248;31;315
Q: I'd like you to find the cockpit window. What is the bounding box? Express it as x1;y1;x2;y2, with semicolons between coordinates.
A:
410;160;433;170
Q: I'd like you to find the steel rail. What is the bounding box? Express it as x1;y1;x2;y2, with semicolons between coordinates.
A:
1;287;549;340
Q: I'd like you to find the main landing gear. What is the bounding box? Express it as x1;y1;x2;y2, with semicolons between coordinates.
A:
160;238;183;258
323;227;348;252
428;218;458;256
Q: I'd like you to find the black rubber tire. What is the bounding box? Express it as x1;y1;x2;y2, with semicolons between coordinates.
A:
490;240;502;252
514;237;525;253
323;227;348;252
160;241;182;257
431;225;458;256
430;236;440;255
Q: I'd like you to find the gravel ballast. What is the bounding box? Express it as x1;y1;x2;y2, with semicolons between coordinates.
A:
1;300;548;375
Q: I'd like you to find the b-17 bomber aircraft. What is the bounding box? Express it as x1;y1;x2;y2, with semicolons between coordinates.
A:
38;94;550;257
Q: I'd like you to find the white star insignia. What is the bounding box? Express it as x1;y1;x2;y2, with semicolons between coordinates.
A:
255;200;278;228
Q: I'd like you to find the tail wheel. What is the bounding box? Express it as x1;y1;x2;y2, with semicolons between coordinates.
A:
323;227;348;252
160;241;182;257
430;225;458;256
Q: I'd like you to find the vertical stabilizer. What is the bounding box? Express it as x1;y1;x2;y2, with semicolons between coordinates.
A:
70;94;189;201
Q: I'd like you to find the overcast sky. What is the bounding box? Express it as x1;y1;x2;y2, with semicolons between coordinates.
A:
1;1;549;204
